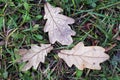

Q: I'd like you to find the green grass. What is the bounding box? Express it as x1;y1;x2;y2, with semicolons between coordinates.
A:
0;0;120;80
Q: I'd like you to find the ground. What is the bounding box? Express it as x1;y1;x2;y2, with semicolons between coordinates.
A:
0;0;120;80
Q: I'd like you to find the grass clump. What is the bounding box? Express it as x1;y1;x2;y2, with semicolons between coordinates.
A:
0;0;120;80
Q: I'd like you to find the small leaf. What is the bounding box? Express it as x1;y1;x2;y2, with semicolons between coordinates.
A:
22;12;31;22
34;34;43;40
20;44;53;71
76;69;83;78
36;15;42;19
24;2;30;11
32;24;39;32
58;42;109;70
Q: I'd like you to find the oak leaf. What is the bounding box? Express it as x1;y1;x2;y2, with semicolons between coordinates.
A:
20;44;53;71
44;2;76;45
58;42;109;70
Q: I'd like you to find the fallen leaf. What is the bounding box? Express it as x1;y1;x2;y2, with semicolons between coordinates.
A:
21;44;53;71
58;42;109;70
44;2;76;45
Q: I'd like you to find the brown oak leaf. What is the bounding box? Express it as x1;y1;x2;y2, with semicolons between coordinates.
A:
21;44;53;71
44;2;76;45
58;42;109;70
